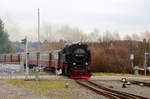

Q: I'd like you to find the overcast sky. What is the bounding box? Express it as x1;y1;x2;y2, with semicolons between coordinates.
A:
0;0;150;41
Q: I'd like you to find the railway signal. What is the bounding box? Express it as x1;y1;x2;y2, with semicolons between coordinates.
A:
21;38;27;45
144;53;150;76
145;53;150;66
21;37;29;80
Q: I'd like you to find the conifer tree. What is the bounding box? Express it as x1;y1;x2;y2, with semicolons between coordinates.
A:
0;18;12;53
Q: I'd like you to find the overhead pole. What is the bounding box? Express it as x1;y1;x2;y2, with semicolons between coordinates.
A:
38;8;41;68
38;8;40;51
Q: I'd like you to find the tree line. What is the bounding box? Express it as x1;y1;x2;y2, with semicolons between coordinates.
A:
0;18;12;53
1;18;150;73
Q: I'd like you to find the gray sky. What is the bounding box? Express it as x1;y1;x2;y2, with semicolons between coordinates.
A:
0;0;150;41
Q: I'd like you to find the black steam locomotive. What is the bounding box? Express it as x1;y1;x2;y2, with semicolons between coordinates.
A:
59;43;91;78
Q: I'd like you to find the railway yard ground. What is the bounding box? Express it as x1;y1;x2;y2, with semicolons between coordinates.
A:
0;64;150;99
0;79;105;99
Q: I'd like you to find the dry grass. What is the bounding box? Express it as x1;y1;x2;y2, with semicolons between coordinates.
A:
0;79;81;99
9;80;67;92
28;71;52;76
8;80;80;98
0;79;7;82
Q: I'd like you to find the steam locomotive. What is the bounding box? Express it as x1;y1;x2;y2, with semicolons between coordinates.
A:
0;43;91;78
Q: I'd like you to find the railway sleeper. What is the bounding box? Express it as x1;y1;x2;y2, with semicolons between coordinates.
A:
88;80;149;99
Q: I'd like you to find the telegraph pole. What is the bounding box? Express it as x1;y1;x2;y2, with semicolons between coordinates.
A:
37;8;41;69
38;8;40;52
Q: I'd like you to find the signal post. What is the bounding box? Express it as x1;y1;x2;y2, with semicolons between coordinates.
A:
21;37;29;80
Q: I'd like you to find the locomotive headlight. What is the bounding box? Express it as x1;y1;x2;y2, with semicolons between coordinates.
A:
85;62;88;65
73;62;76;65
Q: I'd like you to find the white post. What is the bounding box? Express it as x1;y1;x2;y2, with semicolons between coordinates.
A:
130;54;134;69
144;53;147;76
20;53;24;72
25;37;29;80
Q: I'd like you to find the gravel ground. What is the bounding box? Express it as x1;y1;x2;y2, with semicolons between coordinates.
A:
0;82;48;99
0;79;108;99
94;80;150;98
43;80;108;99
90;75;150;81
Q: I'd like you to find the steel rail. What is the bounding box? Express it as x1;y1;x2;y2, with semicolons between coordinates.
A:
88;80;149;99
76;80;120;99
131;81;150;87
76;80;149;99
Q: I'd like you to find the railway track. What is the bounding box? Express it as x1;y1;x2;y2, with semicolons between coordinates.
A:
131;80;150;87
76;80;149;99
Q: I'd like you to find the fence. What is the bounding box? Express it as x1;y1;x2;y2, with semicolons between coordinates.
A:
0;63;20;79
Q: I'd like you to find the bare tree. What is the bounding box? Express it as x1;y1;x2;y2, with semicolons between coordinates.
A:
56;25;83;42
141;30;150;41
113;32;120;40
131;33;140;41
103;30;114;41
43;24;52;42
124;34;132;40
98;33;103;42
